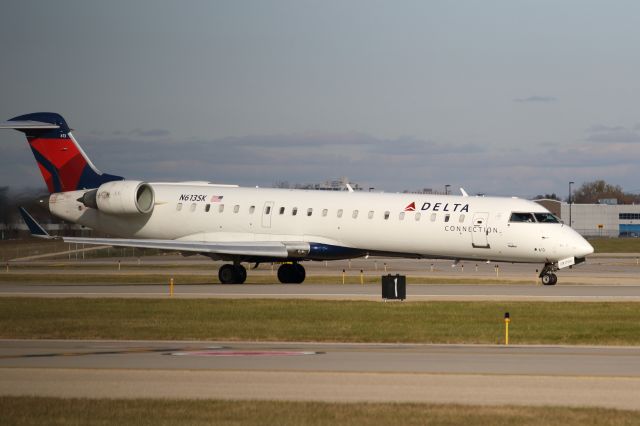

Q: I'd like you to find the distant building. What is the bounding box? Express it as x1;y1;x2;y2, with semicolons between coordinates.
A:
278;177;364;191
535;199;640;237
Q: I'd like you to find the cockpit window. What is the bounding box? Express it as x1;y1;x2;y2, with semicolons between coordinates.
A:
534;212;560;223
509;212;535;223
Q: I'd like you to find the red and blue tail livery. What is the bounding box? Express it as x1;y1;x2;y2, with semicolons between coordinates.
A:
0;112;123;193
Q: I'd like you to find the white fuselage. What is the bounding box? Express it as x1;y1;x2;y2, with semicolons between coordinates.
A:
49;182;594;264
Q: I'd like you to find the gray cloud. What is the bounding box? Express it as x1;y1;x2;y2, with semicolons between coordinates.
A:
586;125;640;143
129;129;171;138
4;128;640;199
514;96;558;103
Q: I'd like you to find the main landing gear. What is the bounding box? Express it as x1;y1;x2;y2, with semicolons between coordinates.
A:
218;263;247;284
277;263;305;284
217;262;306;284
539;263;558;286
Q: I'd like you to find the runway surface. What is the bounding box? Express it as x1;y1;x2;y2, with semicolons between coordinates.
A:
3;256;640;409
1;340;639;409
2;283;640;301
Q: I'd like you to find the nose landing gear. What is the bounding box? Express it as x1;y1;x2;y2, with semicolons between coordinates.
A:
539;263;559;286
541;273;557;285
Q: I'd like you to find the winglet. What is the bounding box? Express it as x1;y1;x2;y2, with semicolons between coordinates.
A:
18;207;52;239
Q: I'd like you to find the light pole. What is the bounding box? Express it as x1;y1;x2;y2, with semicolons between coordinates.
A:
445;184;450;195
569;181;574;227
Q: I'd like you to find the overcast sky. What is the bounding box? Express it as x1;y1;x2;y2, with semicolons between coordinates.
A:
2;0;640;197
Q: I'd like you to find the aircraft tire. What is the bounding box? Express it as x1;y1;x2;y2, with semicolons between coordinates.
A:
277;264;293;284
541;273;557;286
219;264;238;284
277;264;305;284
293;263;306;284
234;264;247;284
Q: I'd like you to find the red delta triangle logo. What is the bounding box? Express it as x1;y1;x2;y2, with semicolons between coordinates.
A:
404;202;416;211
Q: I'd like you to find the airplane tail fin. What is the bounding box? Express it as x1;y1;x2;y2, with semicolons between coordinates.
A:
0;112;123;193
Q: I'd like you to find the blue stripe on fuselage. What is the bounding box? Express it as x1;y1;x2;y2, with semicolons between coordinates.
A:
308;243;367;261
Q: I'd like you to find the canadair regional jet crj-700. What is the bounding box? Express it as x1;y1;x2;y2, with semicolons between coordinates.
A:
1;112;593;285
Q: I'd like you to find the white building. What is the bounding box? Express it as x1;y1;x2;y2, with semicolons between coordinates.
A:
535;199;640;237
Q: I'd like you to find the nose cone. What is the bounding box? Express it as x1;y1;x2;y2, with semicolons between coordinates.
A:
569;231;594;258
576;238;594;258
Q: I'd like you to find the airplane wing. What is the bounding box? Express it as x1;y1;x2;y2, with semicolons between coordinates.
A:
18;207;307;259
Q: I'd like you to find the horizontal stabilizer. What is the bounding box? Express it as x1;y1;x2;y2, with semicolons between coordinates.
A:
0;120;60;130
18;207;53;239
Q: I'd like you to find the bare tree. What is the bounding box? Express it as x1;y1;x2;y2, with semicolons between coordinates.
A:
572;180;640;204
533;193;560;201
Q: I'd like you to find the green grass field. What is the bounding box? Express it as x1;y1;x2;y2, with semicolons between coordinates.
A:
589;238;640;253
1;298;639;345
1;397;638;426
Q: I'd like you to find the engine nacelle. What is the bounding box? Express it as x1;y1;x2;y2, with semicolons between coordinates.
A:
80;180;155;215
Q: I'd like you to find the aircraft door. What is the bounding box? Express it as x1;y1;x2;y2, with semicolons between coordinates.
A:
262;201;274;228
471;212;490;248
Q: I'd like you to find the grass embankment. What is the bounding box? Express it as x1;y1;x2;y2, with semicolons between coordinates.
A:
2;397;639;426
1;298;638;345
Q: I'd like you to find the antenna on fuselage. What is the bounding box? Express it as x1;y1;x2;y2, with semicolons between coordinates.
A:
460;188;469;197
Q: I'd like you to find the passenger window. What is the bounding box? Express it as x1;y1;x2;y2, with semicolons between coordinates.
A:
368;211;374;219
205;204;211;212
444;214;450;222
337;209;343;218
430;213;437;222
322;209;328;217
190;203;197;212
399;212;405;220
384;211;390;220
415;212;421;221
279;207;285;215
307;208;313;216
176;203;183;211
292;207;298;216
510;212;535;223
265;206;271;215
249;205;255;214
218;204;225;213
352;210;359;219
459;214;465;223
233;205;240;213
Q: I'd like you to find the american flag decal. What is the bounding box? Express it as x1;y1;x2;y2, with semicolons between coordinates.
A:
211;195;224;202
